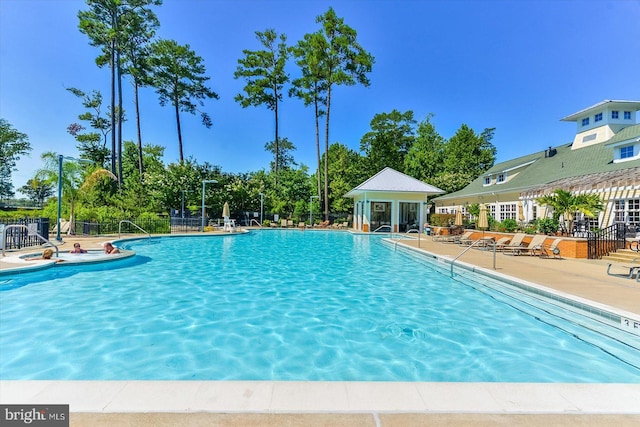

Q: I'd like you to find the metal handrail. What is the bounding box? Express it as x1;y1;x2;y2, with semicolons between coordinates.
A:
450;238;496;277
391;232;417;250
118;220;150;239
372;225;392;233
1;225;59;257
249;219;262;227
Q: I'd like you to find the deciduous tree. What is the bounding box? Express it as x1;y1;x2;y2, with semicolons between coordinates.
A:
0;119;31;199
404;114;445;182
360;109;415;176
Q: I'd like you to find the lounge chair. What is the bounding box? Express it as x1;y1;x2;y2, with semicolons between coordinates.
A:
298;222;306;229
337;221;348;229
457;231;476;245
606;262;640;279
493;237;512;251
526;235;550;256
501;233;527;255
540;238;562;258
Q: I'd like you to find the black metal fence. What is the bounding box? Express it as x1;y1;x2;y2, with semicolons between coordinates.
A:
587;223;626;259
0;217;50;250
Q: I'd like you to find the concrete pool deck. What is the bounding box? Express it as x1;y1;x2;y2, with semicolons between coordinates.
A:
1;232;639;426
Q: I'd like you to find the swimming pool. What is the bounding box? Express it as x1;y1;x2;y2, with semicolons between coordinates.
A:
1;231;639;382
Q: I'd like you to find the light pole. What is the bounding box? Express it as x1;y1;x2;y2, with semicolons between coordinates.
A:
181;189;193;219
309;195;319;226
259;192;264;226
56;155;88;241
201;179;217;231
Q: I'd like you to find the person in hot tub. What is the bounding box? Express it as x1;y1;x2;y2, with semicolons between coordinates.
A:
103;242;120;254
69;243;87;254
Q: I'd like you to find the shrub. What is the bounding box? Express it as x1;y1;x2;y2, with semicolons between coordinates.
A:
536;218;559;235
501;218;518;233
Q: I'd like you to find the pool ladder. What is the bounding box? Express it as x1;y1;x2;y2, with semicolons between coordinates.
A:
450;239;496;277
118;220;151;239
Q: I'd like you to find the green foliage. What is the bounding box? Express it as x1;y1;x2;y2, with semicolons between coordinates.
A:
443;125;496;185
536;217;559;235
360;109;415;175
265;137;296;172
0;209;44;221
501;218;518;233
430;213;455;227
66;87;113;167
537;189;603;232
149;38;219;162
19;178;54;206
404;114;445;182
0;119;31;199
234;29;290;183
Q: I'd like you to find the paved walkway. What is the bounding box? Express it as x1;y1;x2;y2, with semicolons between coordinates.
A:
394;236;640;315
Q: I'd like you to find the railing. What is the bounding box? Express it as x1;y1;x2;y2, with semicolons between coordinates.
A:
118;220;150;239
2;224;58;258
450;239;496;277
0;217;49;250
587;223;626;259
372;225;392;233
249;219;262;227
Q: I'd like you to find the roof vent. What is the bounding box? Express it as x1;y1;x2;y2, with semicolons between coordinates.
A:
545;147;557;158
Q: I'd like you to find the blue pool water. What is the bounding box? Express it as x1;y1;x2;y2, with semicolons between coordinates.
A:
1;231;639;382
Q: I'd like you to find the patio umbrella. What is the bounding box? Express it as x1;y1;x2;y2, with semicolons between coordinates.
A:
478;204;489;237
222;202;230;219
454;208;464;227
518;201;525;222
539;205;548;219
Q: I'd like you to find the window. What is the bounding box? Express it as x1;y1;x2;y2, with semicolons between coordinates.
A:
499;204;516;221
594;112;602;122
614;199;640;226
483;176;491;186
624;111;632;120
620;145;634;159
497;173;506;183
489;204;496;220
581;117;589;126
612;111;619;119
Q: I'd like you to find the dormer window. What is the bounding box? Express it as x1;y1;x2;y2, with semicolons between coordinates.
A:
620;145;634;159
594;113;602;122
581;117;589;126
483;176;491;186
496;173;506;183
624;111;632;120
612;111;619;119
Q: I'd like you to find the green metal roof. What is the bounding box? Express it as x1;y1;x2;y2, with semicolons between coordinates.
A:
434;126;640;201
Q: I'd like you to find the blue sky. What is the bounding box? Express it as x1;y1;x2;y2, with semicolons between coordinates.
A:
2;0;640;194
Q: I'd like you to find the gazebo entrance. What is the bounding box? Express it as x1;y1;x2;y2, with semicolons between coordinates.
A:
370;201;392;231
399;202;420;232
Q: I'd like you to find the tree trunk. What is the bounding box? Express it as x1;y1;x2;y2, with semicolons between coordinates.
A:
314;96;321;201
175;101;184;163
110;36;116;177
274;86;279;188
324;85;332;221
134;80;144;181
116;43;123;186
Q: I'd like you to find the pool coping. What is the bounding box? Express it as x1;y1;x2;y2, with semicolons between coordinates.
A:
1;381;639;414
